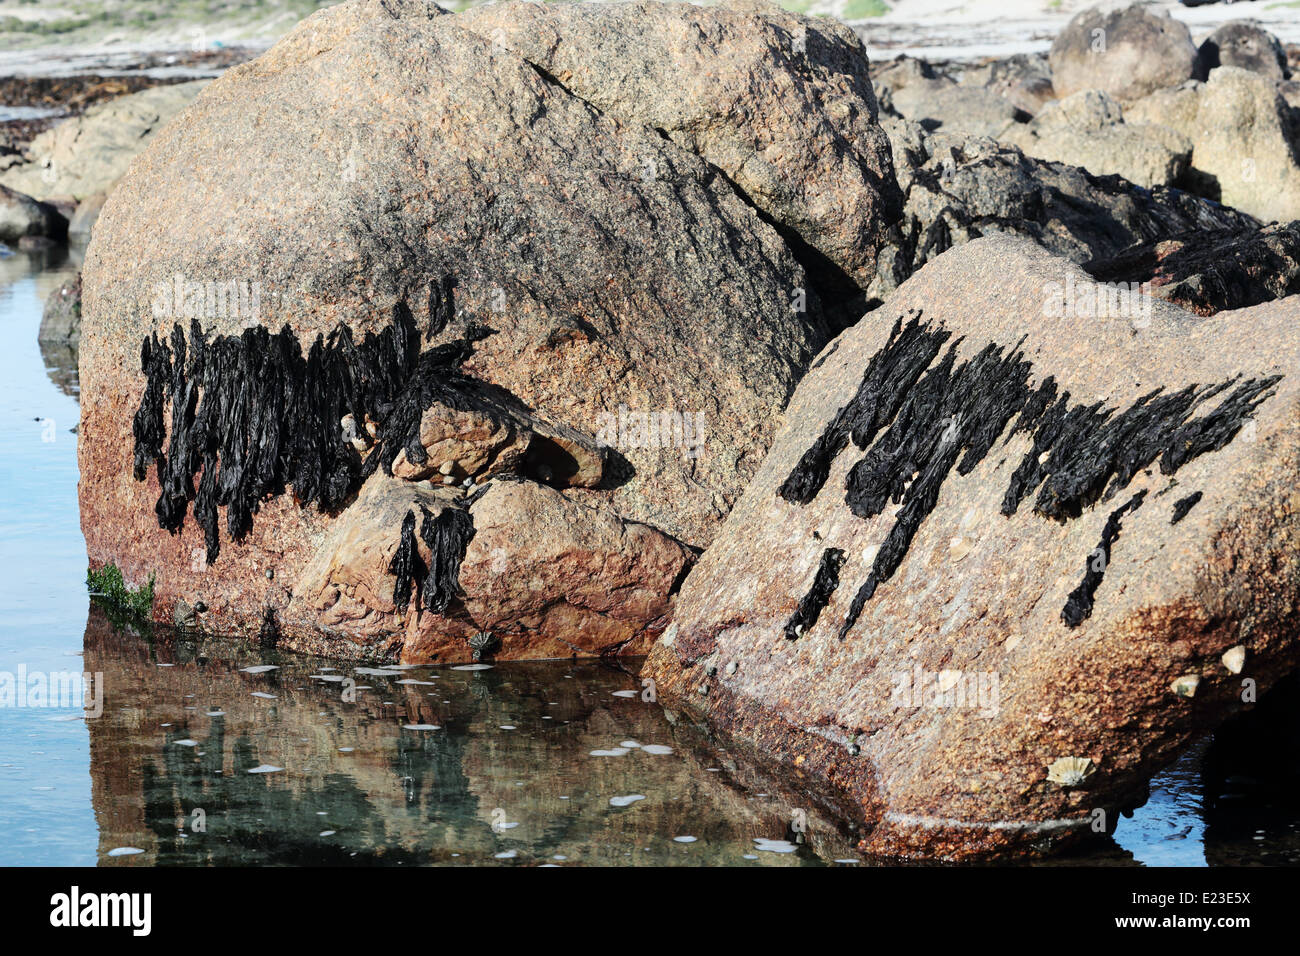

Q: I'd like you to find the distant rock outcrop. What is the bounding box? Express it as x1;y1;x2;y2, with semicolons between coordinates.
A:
870;119;1255;303
0;81;208;202
1049;5;1199;103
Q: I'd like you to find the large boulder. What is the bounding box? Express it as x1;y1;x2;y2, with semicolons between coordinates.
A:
1129;67;1300;222
0;81;208;202
455;0;901;315
1049;4;1199;103
870;119;1255;303
79;0;882;661
1197;20;1289;81
645;236;1300;861
1002;89;1191;189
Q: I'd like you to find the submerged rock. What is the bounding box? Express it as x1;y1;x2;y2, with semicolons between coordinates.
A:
79;0;881;660
644;236;1300;861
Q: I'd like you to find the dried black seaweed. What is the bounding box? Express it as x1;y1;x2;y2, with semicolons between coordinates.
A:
130;307;491;564
783;547;845;640
1061;491;1147;628
418;504;476;614
778;313;1281;640
1170;491;1203;525
388;510;421;614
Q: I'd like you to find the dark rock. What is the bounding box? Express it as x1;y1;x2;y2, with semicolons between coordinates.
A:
1085;221;1300;315
869;120;1255;304
0;183;67;243
1197;20;1289;81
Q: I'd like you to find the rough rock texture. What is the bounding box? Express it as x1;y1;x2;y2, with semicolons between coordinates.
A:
874;57;1027;140
387;383;605;488
645;236;1300;861
870;119;1255;302
1002;89;1191;189
1085;220;1300;315
79;0;870;660
957;52;1055;117
0;81;208;202
0;183;66;243
286;476;692;661
39;271;82;343
1049;4;1199;103
455;0;901;313
1197;20;1289;81
1129;67;1300;221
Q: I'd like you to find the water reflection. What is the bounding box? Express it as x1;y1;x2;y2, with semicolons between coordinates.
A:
84;607;864;866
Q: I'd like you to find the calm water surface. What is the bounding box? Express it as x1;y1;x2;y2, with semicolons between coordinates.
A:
1;250;1297;867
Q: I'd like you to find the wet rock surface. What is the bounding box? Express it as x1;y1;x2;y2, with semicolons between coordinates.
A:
78;0;874;660
644;237;1300;861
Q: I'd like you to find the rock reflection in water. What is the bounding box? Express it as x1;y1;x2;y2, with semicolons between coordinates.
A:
82;606;861;866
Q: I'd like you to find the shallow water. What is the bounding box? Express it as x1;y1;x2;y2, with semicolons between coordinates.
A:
0;250;1297;867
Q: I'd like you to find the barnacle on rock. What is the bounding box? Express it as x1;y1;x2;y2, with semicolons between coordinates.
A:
1046;755;1097;787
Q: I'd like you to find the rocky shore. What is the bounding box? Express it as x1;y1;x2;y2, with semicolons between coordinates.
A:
11;0;1298;860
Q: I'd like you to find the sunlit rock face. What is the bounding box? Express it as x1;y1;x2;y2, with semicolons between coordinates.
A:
78;0;901;661
645;236;1300;861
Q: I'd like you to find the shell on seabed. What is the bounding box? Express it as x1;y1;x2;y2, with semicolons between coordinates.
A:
1171;674;1200;698
1046;756;1097;787
1221;645;1246;675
